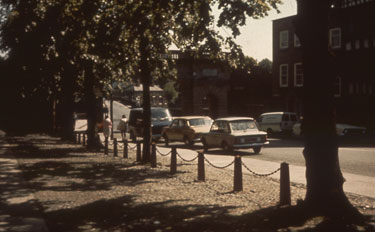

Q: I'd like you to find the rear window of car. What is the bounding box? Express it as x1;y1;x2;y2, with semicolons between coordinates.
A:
290;114;298;122
230;120;258;131
151;108;171;120
282;114;290;121
189;118;212;126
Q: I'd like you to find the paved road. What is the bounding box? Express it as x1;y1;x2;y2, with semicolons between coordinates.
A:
247;138;375;178
152;140;375;198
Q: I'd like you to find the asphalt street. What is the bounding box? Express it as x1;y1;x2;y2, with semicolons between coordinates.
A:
83;100;375;198
153;143;375;198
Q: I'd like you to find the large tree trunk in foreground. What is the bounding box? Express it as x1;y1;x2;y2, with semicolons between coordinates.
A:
295;0;361;218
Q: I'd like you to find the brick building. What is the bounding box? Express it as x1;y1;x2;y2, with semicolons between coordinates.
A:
272;0;375;129
171;51;231;119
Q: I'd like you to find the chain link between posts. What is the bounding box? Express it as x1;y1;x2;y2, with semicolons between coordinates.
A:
204;157;235;169
128;144;137;150
241;161;281;177
155;147;172;156
176;152;198;162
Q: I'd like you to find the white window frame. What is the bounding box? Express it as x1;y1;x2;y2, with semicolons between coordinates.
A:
294;34;301;47
294;63;303;87
279;30;289;49
279;64;288;87
334;76;342;97
329;28;341;49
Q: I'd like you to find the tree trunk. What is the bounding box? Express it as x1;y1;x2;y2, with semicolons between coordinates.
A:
60;63;76;141
84;63;102;149
295;0;361;218
140;36;152;163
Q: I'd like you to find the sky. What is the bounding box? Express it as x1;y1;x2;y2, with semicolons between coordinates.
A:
220;0;297;61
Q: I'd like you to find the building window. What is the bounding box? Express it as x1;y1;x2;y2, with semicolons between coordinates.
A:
279;64;288;87
348;83;354;95
280;30;289;49
355;40;360;49
356;82;360;94
363;83;367;95
346;42;352;51
202;68;218;77
334;76;342;97
329;28;341;49
294;63;303;87
364;39;369;48
294;34;301;47
369;83;373;95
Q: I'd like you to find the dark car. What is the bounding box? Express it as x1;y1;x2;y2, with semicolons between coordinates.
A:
128;107;172;141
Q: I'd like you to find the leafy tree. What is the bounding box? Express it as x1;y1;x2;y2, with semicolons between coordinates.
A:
163;81;179;105
0;0;281;156
120;0;281;162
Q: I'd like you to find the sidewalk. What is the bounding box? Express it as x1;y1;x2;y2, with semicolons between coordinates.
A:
0;134;374;231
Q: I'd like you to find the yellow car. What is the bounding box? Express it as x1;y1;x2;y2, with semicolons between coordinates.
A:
162;116;213;146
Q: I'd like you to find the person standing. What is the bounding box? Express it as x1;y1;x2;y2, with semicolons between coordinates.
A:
117;114;128;140
103;116;112;139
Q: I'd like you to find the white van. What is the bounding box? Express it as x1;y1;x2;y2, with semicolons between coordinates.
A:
257;112;299;135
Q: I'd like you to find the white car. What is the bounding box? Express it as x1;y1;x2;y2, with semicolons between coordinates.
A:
293;122;366;136
201;117;269;154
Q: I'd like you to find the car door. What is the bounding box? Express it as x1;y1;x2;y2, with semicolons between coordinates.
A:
207;121;227;147
176;119;186;141
168;119;179;140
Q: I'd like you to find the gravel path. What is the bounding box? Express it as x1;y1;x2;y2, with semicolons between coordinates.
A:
1;134;374;231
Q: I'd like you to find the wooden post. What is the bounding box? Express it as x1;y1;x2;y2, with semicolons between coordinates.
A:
170;147;177;174
151;143;157;168
233;155;243;192
113;138;118;157
123;139;128;158
198;152;205;181
280;162;291;206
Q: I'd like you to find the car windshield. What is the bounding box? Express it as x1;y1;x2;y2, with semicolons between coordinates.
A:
230;120;257;131
151;109;171;121
189;118;212;127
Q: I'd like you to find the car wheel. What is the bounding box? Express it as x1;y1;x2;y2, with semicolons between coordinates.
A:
183;136;193;146
201;138;208;152
130;131;136;142
222;141;233;151
163;134;169;146
253;146;261;154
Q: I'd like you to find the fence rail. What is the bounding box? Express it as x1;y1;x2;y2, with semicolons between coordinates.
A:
74;133;291;206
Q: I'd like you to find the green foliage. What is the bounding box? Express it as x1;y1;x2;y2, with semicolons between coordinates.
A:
0;0;280;98
0;0;280;136
163;81;179;104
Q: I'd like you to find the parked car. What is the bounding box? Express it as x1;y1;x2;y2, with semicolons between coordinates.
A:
292;122;367;137
201;117;269;154
162;116;213;146
128;107;172;141
257;112;299;135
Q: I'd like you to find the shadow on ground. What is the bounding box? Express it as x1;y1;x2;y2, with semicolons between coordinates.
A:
40;197;375;232
1;135;374;231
